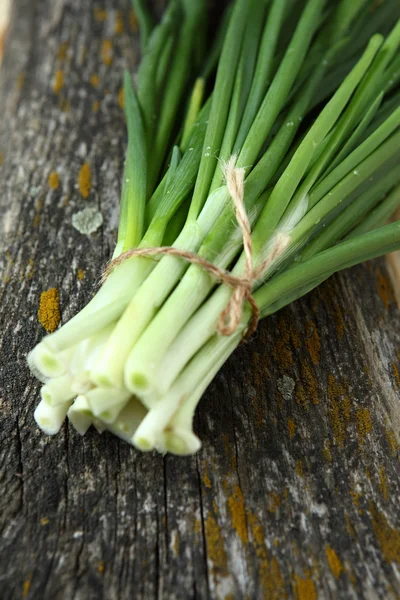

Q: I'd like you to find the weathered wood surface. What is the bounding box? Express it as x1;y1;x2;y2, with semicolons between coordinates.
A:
1;1;400;599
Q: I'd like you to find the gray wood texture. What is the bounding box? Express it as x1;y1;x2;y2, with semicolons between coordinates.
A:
1;1;400;599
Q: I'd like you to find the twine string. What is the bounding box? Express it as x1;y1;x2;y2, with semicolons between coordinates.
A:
104;156;282;339
217;156;258;338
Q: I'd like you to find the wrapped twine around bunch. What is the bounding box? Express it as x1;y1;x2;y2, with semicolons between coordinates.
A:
104;156;289;339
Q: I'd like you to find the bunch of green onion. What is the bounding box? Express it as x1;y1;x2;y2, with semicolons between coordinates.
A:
29;0;400;455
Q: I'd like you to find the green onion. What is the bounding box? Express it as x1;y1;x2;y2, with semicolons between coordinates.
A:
180;78;205;151
29;1;400;455
113;72;147;258
131;0;155;52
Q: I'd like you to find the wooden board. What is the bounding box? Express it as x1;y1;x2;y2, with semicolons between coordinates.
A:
1;1;400;598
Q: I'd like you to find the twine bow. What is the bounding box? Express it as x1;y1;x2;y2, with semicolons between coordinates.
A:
104;156;269;340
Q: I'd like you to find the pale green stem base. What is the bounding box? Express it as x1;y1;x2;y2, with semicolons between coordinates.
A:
132;327;243;452
93;186;231;390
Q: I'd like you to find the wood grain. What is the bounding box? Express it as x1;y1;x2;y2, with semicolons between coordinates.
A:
1;1;400;599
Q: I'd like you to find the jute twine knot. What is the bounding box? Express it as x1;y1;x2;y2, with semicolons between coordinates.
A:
217;156;259;338
104;156;263;339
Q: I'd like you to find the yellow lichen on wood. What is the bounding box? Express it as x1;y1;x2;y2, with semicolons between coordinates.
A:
295;459;303;477
57;41;69;61
38;288;61;333
269;491;281;514
344;512;356;538
293;575;317;600
170;531;179;556
40;517;49;526
295;383;308;410
92;100;100;113
390;251;400;310
270;558;286;600
296;359;319;408
379;466;389;501
20;258;34;282
26;258;35;280
202;470;211;489
53;69;64;94
194;519;202;535
346;564;357;586
0;151;4;165
90;74;100;88
4;251;13;284
17;72;26;91
392;361;400;389
77;269;85;281
114;11;124;34
288;418;296;440
22;576;31;597
78;162;92;198
272;312;301;371
94;7;107;22
227;485;248;545
323;440;332;462
205;514;228;572
370;503;400;565
118;87;124;109
58;96;71;112
385;428;400;456
305;320;321;366
129;8;138;32
376;267;394;309
37;195;45;211
301;359;319;405
98;560;105;574
248;511;286;600
355;407;373;447
350;489;362;514
328;374;351;449
48;171;60;190
325;545;343;579
288;314;301;349
101;40;113;66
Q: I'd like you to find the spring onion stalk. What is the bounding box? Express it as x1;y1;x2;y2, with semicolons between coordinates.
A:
234;0;287;151
120;30;345;396
181;78;205;152
113;72;147;258
67;396;94;436
40;374;75;407
122;37;387;397
28;0;400;455
34;399;72;436
147;0;208;192
301;166;400;259
131;0;155;53
136;0;181;144
348;185;400;238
